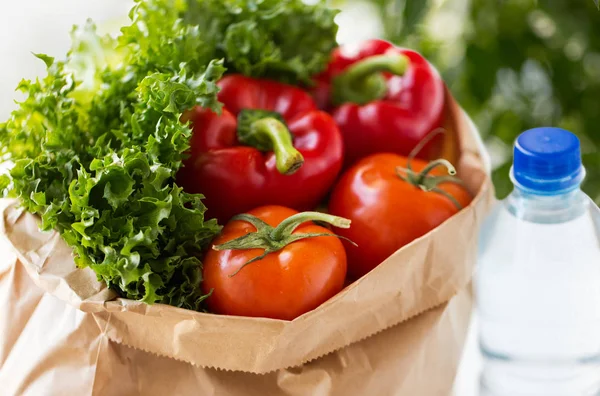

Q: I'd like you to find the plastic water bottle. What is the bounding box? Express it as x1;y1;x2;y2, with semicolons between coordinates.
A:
476;127;600;396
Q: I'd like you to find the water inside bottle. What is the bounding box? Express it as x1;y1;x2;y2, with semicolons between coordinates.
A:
477;197;600;395
475;127;600;396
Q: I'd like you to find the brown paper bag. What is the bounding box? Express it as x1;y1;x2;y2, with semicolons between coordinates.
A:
0;90;494;396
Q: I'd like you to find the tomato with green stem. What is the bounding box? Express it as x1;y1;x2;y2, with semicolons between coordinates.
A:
203;206;350;320
328;138;472;280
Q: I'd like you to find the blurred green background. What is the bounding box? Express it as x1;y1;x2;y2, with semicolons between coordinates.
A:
1;1;598;202
331;0;600;203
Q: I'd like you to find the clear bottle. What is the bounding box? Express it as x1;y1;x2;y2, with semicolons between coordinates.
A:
475;127;600;396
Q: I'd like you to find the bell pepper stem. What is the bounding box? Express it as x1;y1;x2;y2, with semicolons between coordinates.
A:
270;212;351;241
249;117;304;175
332;54;409;106
343;54;409;84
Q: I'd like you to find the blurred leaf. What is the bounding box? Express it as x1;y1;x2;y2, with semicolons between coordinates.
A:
491;162;513;200
583;153;600;205
594;0;599;10
373;0;432;43
464;45;499;103
400;0;431;36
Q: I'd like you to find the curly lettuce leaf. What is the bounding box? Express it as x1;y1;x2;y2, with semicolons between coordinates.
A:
0;13;224;309
184;0;339;85
0;0;341;310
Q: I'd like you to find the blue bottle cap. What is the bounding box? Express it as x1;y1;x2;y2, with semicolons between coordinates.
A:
511;127;586;194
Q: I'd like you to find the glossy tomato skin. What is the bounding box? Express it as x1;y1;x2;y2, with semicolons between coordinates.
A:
203;206;347;320
328;153;472;280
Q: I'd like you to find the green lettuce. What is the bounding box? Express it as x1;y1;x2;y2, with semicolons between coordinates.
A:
0;8;223;310
0;0;340;310
184;0;339;85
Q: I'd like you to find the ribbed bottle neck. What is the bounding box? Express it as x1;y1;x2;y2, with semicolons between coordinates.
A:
506;187;588;224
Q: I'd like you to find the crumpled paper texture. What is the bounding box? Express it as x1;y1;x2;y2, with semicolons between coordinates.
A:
0;245;473;396
0;89;494;395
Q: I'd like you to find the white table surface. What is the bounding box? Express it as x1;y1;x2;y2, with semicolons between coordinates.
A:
455;315;482;396
0;3;482;395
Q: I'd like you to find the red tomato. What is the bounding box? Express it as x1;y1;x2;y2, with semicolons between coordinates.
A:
329;153;472;280
203;206;348;320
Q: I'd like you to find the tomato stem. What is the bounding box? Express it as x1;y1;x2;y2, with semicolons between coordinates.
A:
270;211;351;241
332;54;409;106
393;128;468;210
417;159;457;184
396;159;467;211
430;187;464;210
213;211;352;277
407;127;447;162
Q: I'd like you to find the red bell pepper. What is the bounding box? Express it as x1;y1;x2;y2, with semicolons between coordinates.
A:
178;74;344;224
314;39;446;167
